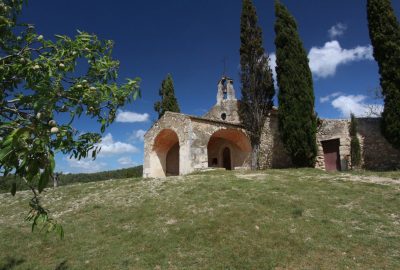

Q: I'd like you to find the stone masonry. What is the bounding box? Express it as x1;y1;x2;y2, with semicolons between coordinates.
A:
143;76;400;177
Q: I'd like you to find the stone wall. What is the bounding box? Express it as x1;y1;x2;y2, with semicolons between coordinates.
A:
207;138;249;169
259;112;292;169
144;111;400;178
316;119;351;170
189;117;251;170
143;112;192;178
203;100;241;124
259;116;400;171
358;118;400;170
143;112;251;177
313;118;400;171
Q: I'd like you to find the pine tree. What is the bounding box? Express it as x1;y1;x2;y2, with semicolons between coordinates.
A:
349;113;361;168
239;0;275;169
367;0;400;149
274;0;317;167
154;74;180;119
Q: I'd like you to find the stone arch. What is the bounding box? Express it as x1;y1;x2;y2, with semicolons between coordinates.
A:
207;128;251;170
150;129;180;177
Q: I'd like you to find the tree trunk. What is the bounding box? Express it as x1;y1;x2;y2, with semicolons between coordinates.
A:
251;144;260;170
53;173;59;188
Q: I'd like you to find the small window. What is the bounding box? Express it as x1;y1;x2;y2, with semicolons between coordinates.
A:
223;91;228;100
221;113;227;120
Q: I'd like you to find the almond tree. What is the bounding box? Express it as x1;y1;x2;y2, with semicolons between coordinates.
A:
0;0;140;237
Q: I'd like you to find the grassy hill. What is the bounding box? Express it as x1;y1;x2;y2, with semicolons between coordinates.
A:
0;169;399;269
0;166;143;193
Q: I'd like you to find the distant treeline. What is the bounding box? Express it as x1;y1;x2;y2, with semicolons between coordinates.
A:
0;166;143;193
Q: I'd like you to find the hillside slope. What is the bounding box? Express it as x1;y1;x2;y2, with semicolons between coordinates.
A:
0;169;399;269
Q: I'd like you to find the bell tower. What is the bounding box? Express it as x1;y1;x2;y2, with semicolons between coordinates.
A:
204;76;240;123
217;76;236;105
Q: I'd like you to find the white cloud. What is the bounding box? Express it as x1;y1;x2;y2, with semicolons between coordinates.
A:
320;92;342;103
65;133;139;173
328;23;347;39
117;156;137;167
66;158;106;173
131;129;146;142
98;133;139;156
65;133;140;173
116;110;149;123
308;41;373;78
268;53;277;85
270;41;372;80
330;94;383;118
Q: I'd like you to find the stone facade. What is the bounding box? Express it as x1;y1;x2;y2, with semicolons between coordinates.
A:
316;119;351;170
358;118;400;170
258;111;292;169
143;77;400;177
143;112;251;178
204;77;241;124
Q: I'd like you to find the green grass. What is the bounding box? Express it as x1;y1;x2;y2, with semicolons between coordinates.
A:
0;169;399;269
0;166;143;193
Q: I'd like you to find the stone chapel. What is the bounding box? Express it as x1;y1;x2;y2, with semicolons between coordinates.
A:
143;76;400;178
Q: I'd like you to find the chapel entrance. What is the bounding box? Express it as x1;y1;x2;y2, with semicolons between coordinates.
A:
166;142;179;176
151;129;180;177
207;129;251;170
322;139;341;171
222;147;232;170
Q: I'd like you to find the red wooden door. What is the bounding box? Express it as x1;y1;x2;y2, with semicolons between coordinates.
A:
322;139;341;171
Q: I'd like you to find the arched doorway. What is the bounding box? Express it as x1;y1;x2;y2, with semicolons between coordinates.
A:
151;129;180;177
166;142;179;175
207;129;251;170
222;147;232;170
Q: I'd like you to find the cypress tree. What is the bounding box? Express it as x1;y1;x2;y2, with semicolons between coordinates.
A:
154;74;180;119
239;0;275;169
367;0;400;149
349;113;361;168
274;0;317;167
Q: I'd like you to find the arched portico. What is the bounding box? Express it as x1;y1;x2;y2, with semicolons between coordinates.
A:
207;129;251;170
150;129;180;177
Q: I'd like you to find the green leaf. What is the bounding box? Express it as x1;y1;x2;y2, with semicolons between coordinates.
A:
57;225;65;240
32;214;39;232
38;170;50;193
12;128;30;144
0;146;13;162
49;154;55;172
133;89;140;100
3;133;15;146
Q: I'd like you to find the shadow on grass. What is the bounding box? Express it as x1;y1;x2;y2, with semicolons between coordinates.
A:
0;257;24;270
0;257;68;270
55;260;68;270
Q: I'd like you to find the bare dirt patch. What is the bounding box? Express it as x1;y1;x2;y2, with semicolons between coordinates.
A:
339;174;400;186
236;170;400;186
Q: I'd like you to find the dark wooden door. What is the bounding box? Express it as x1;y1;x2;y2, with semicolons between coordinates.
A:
222;147;232;170
322;139;341;171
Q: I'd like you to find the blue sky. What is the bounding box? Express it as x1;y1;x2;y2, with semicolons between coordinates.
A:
19;0;400;173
